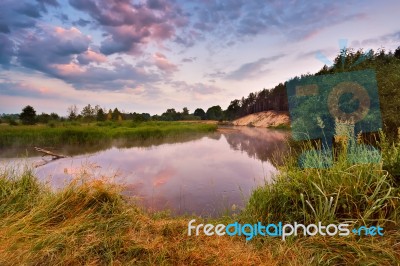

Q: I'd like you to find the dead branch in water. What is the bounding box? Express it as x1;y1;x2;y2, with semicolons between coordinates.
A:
33;147;67;168
34;147;67;159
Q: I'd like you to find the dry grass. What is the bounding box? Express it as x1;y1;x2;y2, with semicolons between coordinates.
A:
0;168;279;265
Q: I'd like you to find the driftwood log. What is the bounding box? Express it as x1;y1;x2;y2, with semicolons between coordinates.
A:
34;147;67;159
33;147;67;168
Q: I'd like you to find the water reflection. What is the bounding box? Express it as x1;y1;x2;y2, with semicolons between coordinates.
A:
0;127;288;216
223;127;288;165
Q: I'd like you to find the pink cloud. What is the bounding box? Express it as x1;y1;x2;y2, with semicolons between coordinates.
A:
77;49;107;65
153;52;178;73
69;0;187;55
152;167;176;187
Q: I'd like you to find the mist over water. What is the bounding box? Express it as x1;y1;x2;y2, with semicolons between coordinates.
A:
1;127;288;216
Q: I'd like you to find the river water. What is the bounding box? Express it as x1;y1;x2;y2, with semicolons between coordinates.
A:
0;127;288;216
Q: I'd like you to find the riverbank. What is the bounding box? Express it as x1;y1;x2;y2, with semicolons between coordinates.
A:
0;121;217;148
232;111;290;128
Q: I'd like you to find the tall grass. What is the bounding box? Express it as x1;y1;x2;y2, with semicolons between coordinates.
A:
241;131;400;265
0;121;217;148
0;167;136;264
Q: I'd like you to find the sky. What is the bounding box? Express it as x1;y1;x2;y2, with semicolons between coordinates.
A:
0;0;399;116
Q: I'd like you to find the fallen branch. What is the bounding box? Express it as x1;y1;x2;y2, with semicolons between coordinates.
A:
34;147;67;159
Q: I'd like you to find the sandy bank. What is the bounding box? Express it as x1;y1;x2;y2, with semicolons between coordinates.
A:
232;111;290;128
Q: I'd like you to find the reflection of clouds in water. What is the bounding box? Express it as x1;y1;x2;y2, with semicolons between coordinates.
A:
2;127;287;216
152;167;176;187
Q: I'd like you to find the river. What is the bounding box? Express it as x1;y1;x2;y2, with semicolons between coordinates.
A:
0;127;288;216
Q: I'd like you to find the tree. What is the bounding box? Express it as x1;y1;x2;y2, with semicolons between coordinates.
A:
132;112;150;122
37;112;51;124
50;112;59;120
20;105;36;125
206;105;223;120
112;108;121;121
194;108;206;120
226;100;241;120
395;46;400;59
106;109;112;120
161;108;178;121
81;104;95;122
96;108;106;121
67;105;79;120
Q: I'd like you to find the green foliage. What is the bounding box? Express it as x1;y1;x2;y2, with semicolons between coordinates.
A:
241;129;400;265
81;104;96;122
322;48;400;137
131;112;150;122
160;108;179;121
19;105;36;125
194;108;206;120
8;119;18;126
206;105;223;120
380;129;400;180
96;108;106;121
112;108;121;121
67;105;79;121
37;112;51;124
242;131;400;227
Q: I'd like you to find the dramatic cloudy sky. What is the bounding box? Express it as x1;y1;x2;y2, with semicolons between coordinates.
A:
0;0;399;115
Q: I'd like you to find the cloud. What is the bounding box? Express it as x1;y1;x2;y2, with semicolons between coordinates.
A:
224;54;284;80
181;57;196;63
18;26;91;73
72;18;91;27
77;49;107;65
172;81;223;95
69;0;188;55
12;25;163;92
297;47;338;60
17;3;42;18
37;0;59;8
56;13;69;23
205;71;226;79
182;0;367;44
0;81;56;99
52;60;162;91
153;52;178;73
0;1;42;33
0;34;15;68
355;30;400;47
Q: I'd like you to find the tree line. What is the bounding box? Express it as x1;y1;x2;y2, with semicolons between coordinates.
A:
0;104;227;125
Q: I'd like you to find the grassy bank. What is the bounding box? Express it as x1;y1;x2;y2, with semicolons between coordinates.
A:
0;121;217;148
0;168;275;265
240;131;400;265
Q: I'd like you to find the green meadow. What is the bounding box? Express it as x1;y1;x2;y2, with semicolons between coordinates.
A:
0;121;217;148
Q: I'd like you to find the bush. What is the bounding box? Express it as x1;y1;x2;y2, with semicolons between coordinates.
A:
8;119;18;126
47;121;57;128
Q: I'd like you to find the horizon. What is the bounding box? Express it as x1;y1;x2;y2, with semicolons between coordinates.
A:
1;0;400;116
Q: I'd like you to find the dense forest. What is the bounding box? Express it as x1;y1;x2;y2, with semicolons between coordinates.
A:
1;46;399;134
